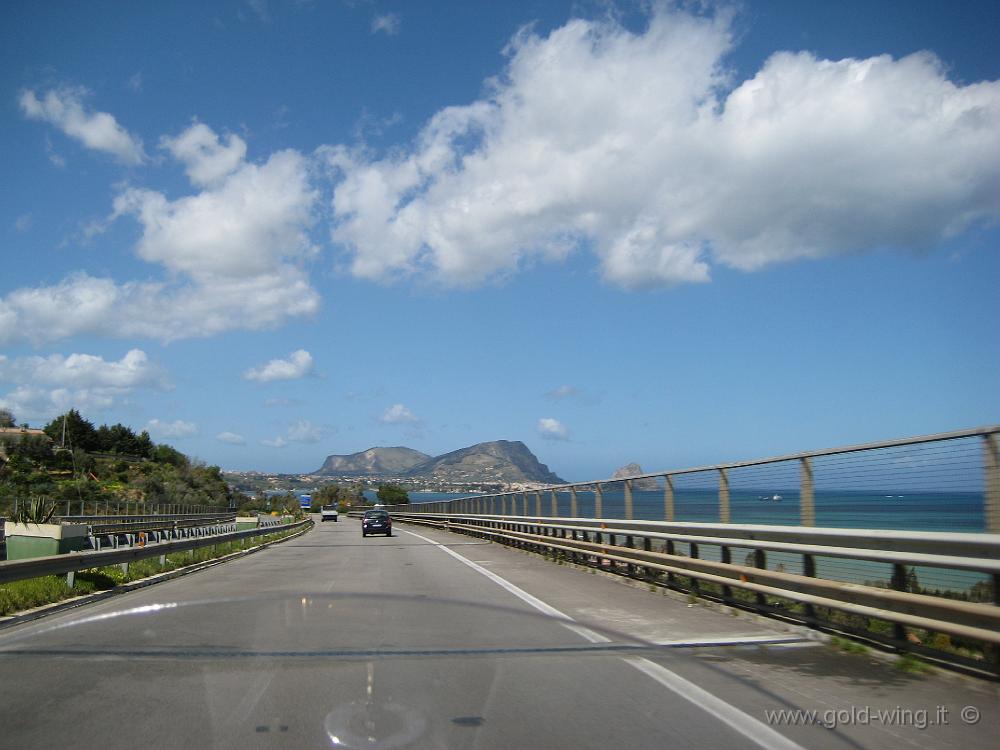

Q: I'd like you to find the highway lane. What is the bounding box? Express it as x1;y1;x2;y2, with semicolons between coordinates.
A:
0;517;996;749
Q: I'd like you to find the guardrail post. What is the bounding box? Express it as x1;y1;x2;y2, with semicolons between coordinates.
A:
800;457;815;527
665;539;676;587
624;532;635;576
624;479;633;520
66;570;75;588
890;564;910;643
689;543;700;594
718;469;730;523
570;487;578;517
594;483;603;518
985;433;999;534
802;553;817;623
550;490;558;517
753;550;766;610
534;492;542;516
720;546;732;603
664;475;674;521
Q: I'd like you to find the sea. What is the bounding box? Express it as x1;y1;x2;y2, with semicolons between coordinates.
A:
406;488;990;595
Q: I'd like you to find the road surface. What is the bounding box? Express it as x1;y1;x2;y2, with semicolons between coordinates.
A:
0;517;996;749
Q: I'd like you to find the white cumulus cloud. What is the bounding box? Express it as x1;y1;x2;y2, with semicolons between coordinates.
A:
537;417;569;441
326;6;1000;289
286;419;322;443
261;419;324;448
379;403;419;424
19;87;145;165
371;13;401;36
146;418;198;439
160;122;247;187
0;123;320;345
0;349;169;421
216;431;246;445
244;349;314;383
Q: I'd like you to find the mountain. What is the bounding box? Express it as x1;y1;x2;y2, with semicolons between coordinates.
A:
610;462;659;491
403;440;565;484
315;447;430;476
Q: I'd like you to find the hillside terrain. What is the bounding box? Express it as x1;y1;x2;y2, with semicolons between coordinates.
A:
316;440;564;484
315;447;430;476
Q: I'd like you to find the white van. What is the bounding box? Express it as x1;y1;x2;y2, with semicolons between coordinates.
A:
320;505;339;522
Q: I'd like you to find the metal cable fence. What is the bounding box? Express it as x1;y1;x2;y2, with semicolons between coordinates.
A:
403;426;999;603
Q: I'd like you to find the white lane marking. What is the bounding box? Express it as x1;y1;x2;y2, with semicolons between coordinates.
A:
400;527;806;750
651;635;809;647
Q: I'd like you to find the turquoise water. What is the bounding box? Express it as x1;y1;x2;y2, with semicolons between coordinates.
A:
427;489;985;533
409;488;990;593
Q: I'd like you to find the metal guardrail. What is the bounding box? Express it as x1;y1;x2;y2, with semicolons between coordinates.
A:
391;426;1000;533
0;519;310;588
57;513;235;537
345;427;1000;674
379;510;999;674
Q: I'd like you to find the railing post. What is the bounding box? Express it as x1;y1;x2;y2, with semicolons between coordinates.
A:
624;479;633;520
535;492;542;516
718;468;730;523
753;549;766;610
594;483;603;518
664;475;674;521
800;457;815;527
890;564;910;643
985;433;999;534
802;553;817;624
570;487;578;518
720;546;732;603
550;490;558;517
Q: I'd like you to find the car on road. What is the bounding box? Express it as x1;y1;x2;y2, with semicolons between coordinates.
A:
320;505;338;522
361;509;391;537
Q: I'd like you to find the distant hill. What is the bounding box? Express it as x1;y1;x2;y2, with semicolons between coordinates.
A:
315;446;430;476
403;440;565;484
314;440;565;484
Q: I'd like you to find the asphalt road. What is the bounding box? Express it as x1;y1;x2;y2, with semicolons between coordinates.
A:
0;517;996;749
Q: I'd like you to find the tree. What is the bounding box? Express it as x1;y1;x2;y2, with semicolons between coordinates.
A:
43;409;99;451
153;443;188;468
0;408;15;428
376;484;409;504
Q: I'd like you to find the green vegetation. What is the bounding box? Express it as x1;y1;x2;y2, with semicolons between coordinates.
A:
0;525;303;616
830;635;868;654
895;653;932;674
311;483;364;512
376;484;409;504
7;497;57;524
0;409;241;516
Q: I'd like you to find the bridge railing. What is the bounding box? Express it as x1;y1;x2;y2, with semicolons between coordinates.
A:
388;511;1000;674
371;426;1000;675
389;425;999;534
0;519;311;590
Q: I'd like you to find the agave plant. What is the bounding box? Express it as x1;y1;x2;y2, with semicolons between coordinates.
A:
9;497;57;524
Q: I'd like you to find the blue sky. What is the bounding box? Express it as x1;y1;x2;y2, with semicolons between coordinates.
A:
2;1;998;480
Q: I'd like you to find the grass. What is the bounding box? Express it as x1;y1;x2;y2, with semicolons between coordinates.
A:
0;526;302;617
895;653;933;674
830;635;868;654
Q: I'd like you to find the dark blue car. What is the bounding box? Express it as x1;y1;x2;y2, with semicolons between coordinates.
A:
361;509;392;537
